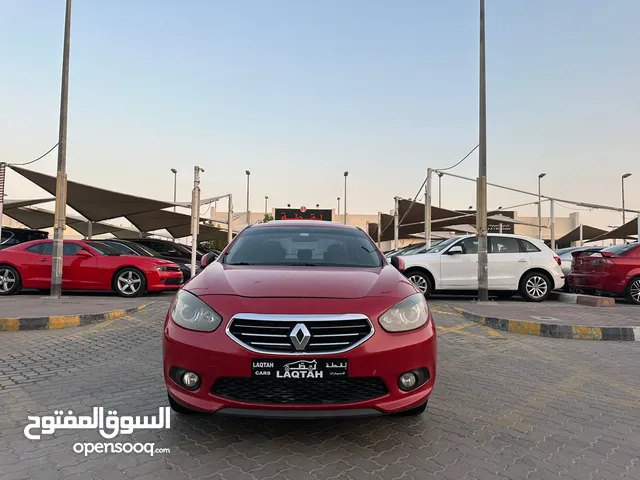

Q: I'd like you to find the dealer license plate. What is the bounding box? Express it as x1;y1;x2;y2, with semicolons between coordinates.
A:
251;358;348;379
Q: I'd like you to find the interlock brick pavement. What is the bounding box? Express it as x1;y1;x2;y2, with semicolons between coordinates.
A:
0;299;639;479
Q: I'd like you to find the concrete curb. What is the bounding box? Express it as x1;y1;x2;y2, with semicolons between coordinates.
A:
450;306;639;341
549;292;616;307
0;304;151;332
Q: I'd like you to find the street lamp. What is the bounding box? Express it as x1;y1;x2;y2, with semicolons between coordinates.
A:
264;196;268;215
343;172;349;225
537;173;546;240
337;197;340;215
171;168;177;212
622;173;632;226
245;170;251;225
437;172;444;208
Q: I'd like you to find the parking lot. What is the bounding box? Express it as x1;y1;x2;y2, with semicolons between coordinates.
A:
1;297;639;480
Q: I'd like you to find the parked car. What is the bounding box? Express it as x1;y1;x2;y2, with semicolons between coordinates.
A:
0;239;183;297
567;242;640;304
0;227;48;250
401;234;564;302
556;245;605;277
99;238;198;280
127;238;204;262
163;220;437;417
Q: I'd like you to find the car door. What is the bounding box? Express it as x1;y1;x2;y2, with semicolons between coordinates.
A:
63;243;100;289
488;236;530;289
33;241;54;288
440;237;478;289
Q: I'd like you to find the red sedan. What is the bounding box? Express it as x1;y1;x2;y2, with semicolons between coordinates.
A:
0;239;184;297
568;242;640;304
163;220;437;418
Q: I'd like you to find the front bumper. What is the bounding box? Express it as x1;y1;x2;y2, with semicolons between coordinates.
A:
148;271;184;291
163;311;437;416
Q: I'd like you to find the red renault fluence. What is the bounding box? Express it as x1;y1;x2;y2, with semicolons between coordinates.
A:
163;221;437;418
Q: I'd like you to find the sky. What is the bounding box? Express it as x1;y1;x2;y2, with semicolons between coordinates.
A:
1;0;640;230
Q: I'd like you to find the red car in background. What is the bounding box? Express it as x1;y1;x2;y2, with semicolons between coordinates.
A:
567;242;640;304
0;239;184;297
163;220;437;418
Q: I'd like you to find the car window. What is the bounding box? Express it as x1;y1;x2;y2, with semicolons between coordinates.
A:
25;243;43;254
63;244;84;256
1;231;14;245
602;243;639;256
223;226;383;267
425;237;458;253
105;242;138;255
142;241;176;254
520;239;541;253
41;242;53;255
459;237;478;254
490;237;521;254
85;241;121;256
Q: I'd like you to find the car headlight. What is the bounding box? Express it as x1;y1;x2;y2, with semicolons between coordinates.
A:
156;266;169;271
170;290;222;332
378;293;430;332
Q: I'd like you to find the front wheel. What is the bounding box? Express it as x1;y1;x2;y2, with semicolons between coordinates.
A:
0;266;22;296
113;268;146;297
625;277;640;305
406;271;433;297
519;271;551;302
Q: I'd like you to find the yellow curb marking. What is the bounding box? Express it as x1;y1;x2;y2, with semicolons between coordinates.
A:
507;320;541;336
482;326;503;337
0;318;20;331
571;326;603;340
49;315;81;329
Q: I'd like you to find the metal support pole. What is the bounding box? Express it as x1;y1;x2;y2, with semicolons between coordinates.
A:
264;196;268;216
190;166;204;278
499;223;503;234
377;211;381;248
337;197;340;215
579;223;584;246
537;179;542;240
227;194;233;245
0;163;5;246
425;168;433;249
549;199;555;250
477;0;489;302
87;221;93;240
622;176;627;226
438;173;442;208
393;197;399;251
343;172;349;225
172;169;177;212
637;215;640;241
51;0;73;299
245;171;250;226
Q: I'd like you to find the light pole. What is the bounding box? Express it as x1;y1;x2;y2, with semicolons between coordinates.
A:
437;172;444;208
537;172;546;240
264;196;268;216
608;225;618;246
337;197;340;215
343;172;349;225
51;0;73;299
171;168;177;212
622;173;632;226
476;0;489;302
245;170;250;225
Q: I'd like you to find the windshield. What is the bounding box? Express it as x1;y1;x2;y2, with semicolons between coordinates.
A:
601;243;639;256
222;226;384;268
86;241;122;256
424;236;460;253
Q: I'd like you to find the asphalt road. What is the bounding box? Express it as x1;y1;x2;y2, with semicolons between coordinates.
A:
1;299;639;480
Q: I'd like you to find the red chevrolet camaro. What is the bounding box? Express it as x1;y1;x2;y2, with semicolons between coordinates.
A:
163;220;437;418
0;239;184;297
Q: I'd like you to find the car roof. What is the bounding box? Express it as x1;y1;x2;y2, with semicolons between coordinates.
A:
252;220;357;230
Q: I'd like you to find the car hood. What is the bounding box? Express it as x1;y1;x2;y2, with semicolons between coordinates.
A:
185;263;416;299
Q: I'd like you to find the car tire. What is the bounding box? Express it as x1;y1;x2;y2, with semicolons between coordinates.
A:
624;276;640;305
0;265;22;296
397;399;428;416
405;270;433;298
113;268;147;298
168;393;197;415
494;291;515;300
519;271;551;302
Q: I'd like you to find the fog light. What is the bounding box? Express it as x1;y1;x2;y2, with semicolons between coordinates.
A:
182;371;200;389
398;372;418;391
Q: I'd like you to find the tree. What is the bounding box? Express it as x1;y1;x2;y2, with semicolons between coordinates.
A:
263;213;274;223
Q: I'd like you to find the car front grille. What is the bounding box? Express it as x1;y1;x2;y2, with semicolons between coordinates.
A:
227;314;374;354
211;377;388;405
166;266;182;272
165;277;183;285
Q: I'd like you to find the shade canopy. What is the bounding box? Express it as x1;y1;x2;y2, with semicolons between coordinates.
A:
126;210;193;233
587;218;639;243
555;225;609;244
4;198;54;210
166;223;230;241
10;166;178;222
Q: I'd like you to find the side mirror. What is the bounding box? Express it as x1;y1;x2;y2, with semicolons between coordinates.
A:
390;256;405;272
447;246;463;255
200;251;217;269
77;250;92;257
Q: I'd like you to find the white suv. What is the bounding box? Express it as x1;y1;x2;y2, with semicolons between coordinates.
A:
400;234;565;302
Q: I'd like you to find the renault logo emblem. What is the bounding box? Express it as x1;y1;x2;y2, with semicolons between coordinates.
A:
289;323;311;351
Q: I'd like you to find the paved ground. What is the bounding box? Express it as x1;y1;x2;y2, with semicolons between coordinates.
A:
0;299;639;480
442;298;640;327
0;292;174;319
